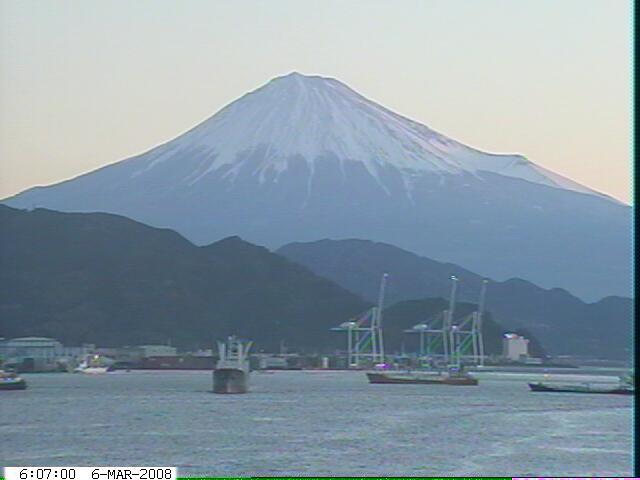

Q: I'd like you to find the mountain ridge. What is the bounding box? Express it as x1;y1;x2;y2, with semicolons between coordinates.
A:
0;205;532;356
0;204;371;350
3;73;630;300
277;238;632;359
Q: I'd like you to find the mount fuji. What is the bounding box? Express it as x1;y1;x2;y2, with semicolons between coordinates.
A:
3;72;630;300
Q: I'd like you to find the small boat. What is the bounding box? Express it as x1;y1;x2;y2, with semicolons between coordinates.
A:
528;382;634;395
367;364;478;386
0;370;27;390
74;354;111;374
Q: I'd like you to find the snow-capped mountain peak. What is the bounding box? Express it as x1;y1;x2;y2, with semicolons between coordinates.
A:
131;72;598;197
3;72;629;301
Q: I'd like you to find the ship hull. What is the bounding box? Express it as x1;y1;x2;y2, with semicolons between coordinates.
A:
74;367;109;374
366;372;478;386
0;379;27;390
528;382;633;395
213;368;248;394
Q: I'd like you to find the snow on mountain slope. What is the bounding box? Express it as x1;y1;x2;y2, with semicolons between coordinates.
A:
129;72;602;198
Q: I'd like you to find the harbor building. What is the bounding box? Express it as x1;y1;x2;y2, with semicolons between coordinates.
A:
257;355;288;370
0;337;93;372
138;345;177;357
114;344;177;364
502;333;529;361
111;345;206;369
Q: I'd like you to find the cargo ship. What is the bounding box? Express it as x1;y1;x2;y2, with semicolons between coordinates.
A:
213;336;252;394
529;372;634;395
367;364;478;386
528;382;633;395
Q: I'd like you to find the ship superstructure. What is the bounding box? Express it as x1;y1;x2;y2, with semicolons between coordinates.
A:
213;336;252;394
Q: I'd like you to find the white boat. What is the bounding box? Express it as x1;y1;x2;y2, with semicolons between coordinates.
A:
74;354;110;374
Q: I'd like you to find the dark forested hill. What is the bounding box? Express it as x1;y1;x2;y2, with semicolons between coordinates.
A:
0;206;550;356
0;206;370;351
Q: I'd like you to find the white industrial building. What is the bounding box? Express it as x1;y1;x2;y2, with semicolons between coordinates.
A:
502;333;529;361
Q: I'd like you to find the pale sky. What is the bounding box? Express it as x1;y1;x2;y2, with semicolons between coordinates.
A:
0;0;632;203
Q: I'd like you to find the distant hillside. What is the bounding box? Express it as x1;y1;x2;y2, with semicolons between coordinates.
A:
0;206;536;357
278;239;632;359
0;206;370;351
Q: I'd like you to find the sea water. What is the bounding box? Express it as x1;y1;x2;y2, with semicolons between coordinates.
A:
0;369;632;476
